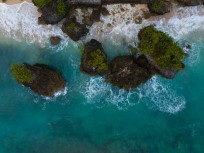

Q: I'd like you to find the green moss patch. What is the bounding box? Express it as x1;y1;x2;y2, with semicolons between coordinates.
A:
11;64;33;84
87;49;109;71
151;0;166;12
138;26;184;70
32;0;51;8
55;0;68;15
68;22;76;30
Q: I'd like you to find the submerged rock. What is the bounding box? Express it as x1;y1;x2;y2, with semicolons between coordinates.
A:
62;16;89;41
33;0;68;24
147;0;170;15
11;63;66;97
80;39;109;76
50;36;61;45
107;55;155;90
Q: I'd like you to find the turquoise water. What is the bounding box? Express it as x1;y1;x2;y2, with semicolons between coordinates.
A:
0;31;204;153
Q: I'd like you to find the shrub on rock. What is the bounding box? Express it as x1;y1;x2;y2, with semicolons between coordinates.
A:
138;25;185;71
80;39;109;76
11;64;33;84
11;63;66;97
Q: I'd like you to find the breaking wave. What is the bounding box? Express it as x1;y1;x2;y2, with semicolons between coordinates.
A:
82;76;185;113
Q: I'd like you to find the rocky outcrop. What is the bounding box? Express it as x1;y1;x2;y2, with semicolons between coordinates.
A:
12;63;66;97
80;39;109;76
107;55;155;90
34;0;69;24
147;0;170;15
50;36;61;45
62;16;89;41
176;0;204;6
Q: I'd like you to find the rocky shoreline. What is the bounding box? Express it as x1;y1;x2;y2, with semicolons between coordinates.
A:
6;0;197;95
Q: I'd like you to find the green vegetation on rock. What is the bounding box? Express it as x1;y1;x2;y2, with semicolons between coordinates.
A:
55;0;67;15
88;49;109;70
68;22;76;30
11;64;33;84
32;0;51;8
138;25;184;70
151;0;166;12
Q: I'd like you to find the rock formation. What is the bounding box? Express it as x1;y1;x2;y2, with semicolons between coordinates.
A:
11;63;66;97
80;39;109;76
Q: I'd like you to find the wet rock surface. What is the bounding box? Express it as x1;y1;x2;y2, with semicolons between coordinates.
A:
107;55;155;90
23;64;66;97
35;0;68;24
80;39;110;76
147;0;170;15
50;36;61;45
62;16;89;41
176;0;204;6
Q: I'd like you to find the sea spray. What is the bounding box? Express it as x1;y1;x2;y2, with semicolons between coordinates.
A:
0;2;66;46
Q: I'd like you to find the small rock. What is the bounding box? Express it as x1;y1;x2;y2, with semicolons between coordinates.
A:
101;7;110;16
62;16;89;41
50;36;61;45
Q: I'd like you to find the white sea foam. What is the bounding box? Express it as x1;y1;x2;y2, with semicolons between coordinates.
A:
89;4;204;44
83;76;186;113
140;76;186;114
0;2;66;46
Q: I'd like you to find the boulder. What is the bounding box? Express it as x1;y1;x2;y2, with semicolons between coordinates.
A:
50;36;61;45
107;55;155;90
11;63;66;97
33;0;68;24
147;0;170;15
80;39;109;76
62;16;89;41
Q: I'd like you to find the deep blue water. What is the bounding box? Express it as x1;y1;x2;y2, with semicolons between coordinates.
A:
0;33;204;153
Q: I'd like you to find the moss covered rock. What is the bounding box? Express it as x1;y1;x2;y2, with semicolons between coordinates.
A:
62;16;89;41
80;39;109;76
147;0;170;15
138;25;185;72
33;0;68;24
11;63;66;97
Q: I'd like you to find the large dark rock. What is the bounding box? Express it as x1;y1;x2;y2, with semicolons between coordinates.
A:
62;16;89;41
107;55;155;90
147;0;170;15
177;0;204;6
34;0;68;24
23;64;66;97
80;39;109;76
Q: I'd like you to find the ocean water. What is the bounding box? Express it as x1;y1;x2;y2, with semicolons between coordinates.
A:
0;2;204;153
